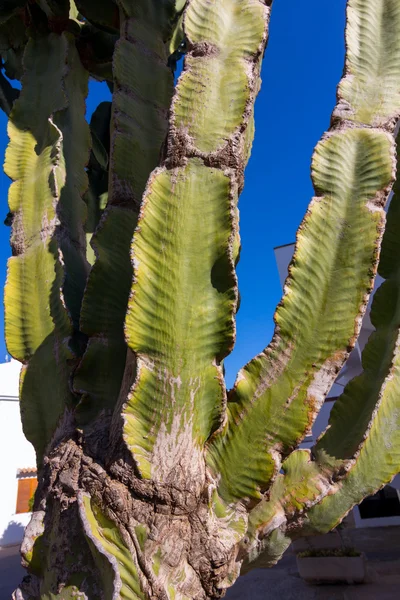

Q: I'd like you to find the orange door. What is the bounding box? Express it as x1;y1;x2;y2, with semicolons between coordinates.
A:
16;478;38;514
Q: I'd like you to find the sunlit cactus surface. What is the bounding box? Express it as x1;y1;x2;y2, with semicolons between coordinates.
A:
1;1;400;598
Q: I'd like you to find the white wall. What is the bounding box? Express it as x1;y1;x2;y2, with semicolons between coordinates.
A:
300;402;334;450
0;360;36;546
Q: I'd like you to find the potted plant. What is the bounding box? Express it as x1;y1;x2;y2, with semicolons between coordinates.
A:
296;547;366;584
295;518;367;584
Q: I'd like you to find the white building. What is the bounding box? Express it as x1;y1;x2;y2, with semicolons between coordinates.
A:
0;359;36;546
275;243;400;529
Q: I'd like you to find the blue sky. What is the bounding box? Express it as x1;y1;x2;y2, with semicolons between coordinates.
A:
0;0;347;388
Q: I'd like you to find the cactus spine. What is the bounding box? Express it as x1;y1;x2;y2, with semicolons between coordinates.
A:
1;1;399;599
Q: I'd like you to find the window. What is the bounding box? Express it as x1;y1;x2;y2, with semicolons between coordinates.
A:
16;469;37;514
358;485;400;520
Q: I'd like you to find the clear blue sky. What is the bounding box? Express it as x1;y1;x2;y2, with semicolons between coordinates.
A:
0;0;347;388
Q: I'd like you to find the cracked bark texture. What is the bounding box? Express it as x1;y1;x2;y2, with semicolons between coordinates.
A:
17;423;245;599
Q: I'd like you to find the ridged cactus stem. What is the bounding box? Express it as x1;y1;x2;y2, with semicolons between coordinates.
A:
231;0;400;568
207;0;400;504
243;128;400;569
122;0;268;490
4;32;90;463
73;0;175;423
5;1;400;598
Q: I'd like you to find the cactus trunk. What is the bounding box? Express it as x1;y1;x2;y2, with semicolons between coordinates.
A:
2;0;400;599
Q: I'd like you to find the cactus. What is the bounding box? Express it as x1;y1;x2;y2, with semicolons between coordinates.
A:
2;0;400;598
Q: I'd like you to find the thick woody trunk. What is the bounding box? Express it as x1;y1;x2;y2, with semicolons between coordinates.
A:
15;411;244;600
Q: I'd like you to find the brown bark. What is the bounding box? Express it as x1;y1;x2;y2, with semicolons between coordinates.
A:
14;410;245;600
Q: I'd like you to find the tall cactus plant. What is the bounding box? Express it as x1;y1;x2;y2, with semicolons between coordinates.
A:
2;0;400;598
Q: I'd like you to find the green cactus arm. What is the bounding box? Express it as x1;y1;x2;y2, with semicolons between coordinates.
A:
123;161;235;483
241;450;328;568
259;167;400;560
74;0;120;33
79;494;146;600
73;0;174;423
122;0;268;484
17;507;103;599
336;0;400;127
243;332;400;567
239;132;400;568
300;145;400;534
76;24;117;83
68;0;80;21
53;36;90;329
314;155;400;468
304;362;400;535
206;0;400;504
4;33;90;462
172;0;265;155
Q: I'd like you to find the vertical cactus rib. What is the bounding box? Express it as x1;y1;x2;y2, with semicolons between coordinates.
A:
122;0;269;488
124;161;236;485
207;0;400;504
315;191;400;467
336;0;400;127
173;0;266;155
74;0;174;423
233;140;400;571
248;136;400;563
79;494;146;600
54;38;91;329
242;450;329;567
301;140;400;535
19;502;102;599
4;33;90;462
242;175;400;558
74;0;120;33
